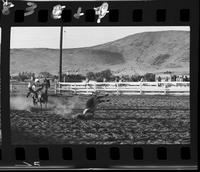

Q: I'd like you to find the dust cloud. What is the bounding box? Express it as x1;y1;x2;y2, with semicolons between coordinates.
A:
10;96;32;111
48;96;80;117
10;94;82;118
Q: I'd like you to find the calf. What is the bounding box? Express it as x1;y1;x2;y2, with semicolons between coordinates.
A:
83;93;109;117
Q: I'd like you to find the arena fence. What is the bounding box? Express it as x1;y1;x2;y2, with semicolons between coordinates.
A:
55;81;190;95
10;81;190;95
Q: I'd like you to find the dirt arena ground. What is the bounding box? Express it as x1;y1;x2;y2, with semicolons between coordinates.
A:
10;94;190;144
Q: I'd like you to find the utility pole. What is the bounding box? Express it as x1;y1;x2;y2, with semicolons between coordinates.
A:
59;25;63;82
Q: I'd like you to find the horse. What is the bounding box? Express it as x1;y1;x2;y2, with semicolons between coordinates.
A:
30;79;50;110
37;79;50;110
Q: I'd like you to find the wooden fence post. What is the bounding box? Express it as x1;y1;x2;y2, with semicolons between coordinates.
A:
164;82;167;95
54;83;57;94
140;82;142;94
94;82;96;92
86;83;89;94
59;82;61;94
74;83;77;94
116;83;119;95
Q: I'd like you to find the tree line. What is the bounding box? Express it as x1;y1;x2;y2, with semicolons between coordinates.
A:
10;70;189;82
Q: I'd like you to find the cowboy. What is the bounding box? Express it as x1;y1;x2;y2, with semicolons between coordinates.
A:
34;78;45;94
26;76;37;98
82;91;109;117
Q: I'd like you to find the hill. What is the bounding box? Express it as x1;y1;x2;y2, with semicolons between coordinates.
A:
10;30;190;76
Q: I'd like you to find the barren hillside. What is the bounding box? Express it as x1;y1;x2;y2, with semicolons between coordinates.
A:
10;30;190;76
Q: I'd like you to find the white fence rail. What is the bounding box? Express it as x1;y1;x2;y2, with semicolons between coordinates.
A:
55;81;190;95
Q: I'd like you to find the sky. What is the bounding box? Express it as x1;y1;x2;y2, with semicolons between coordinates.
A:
10;26;190;49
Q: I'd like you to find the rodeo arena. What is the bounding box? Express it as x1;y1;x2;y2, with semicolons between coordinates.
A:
10;72;190;144
9;21;190;144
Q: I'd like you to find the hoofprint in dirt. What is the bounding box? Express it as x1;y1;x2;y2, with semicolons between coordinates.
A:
10;95;190;144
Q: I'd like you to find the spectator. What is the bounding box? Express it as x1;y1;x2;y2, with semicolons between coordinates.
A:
158;76;161;82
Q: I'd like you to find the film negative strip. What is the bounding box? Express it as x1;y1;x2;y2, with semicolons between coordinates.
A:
0;0;199;170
